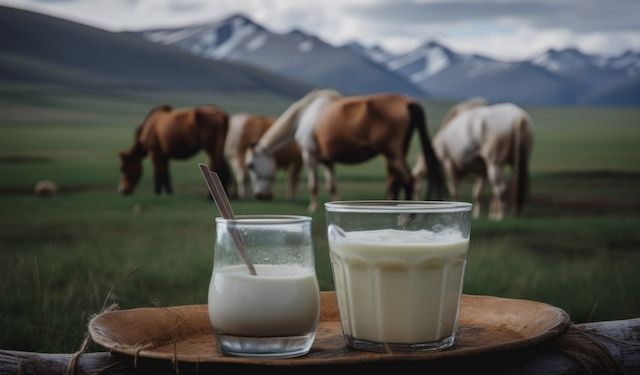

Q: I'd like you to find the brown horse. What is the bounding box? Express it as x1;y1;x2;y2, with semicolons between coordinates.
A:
225;113;302;199
246;89;448;211
118;104;230;195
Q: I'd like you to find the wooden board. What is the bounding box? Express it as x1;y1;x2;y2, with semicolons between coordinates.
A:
89;291;570;366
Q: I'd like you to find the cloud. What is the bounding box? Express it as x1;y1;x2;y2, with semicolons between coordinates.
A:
167;1;204;13
343;0;640;59
347;0;640;33
23;0;78;3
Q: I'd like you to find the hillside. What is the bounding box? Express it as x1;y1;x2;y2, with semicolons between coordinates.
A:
0;6;311;97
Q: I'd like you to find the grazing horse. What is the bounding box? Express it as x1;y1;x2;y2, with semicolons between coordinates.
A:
225;113;302;199
245;89;448;212
118;104;230;195
412;98;534;220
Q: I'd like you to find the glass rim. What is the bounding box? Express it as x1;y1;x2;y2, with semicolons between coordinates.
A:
215;215;312;224
324;200;472;213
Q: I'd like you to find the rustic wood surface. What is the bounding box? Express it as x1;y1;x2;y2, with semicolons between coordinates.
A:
1;291;638;374
87;291;570;365
1;319;639;374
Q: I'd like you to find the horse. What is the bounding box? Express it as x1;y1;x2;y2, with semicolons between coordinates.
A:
225;113;303;199
412;98;534;220
118;104;230;195
245;89;448;212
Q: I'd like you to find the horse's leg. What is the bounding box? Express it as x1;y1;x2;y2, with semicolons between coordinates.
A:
411;155;426;200
302;151;319;212
151;153;170;195
287;161;302;200
486;163;506;221
323;163;338;201
402;168;414;201
472;176;486;219
384;160;400;199
384;157;413;200
443;158;458;201
229;156;246;198
163;160;173;194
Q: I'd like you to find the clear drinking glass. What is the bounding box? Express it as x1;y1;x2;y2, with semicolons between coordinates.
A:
208;215;320;358
324;201;472;353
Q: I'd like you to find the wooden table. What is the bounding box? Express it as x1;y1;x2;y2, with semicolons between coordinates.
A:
1;318;639;374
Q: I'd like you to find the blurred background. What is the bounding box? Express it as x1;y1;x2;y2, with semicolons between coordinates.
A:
1;0;639;352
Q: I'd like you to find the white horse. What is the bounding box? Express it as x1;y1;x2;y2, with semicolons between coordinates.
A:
225;113;302;199
413;98;534;220
246;89;447;212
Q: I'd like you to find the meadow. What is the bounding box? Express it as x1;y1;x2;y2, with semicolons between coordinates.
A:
1;85;639;353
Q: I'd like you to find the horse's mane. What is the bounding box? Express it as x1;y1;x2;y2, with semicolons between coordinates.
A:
136;104;172;135
258;89;342;154
440;97;488;129
127;104;173;157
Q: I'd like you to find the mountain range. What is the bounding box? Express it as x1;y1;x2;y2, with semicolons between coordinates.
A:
1;6;638;106
130;14;424;97
134;13;640;106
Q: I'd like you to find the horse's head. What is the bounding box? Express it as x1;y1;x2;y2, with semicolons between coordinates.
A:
118;151;143;195
245;145;276;200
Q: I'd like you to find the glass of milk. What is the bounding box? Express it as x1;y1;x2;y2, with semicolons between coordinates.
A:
208;215;320;358
325;201;472;353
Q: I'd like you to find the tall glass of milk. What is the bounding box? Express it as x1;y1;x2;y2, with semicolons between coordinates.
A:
325;201;472;352
208;215;320;358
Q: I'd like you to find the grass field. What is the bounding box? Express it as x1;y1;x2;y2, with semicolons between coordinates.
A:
1;85;640;353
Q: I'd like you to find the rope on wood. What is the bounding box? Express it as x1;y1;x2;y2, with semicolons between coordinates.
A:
66;266;138;374
551;325;621;375
66;303;119;375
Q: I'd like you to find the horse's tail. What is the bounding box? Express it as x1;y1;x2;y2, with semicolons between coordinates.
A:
511;115;531;216
196;107;232;192
408;102;448;200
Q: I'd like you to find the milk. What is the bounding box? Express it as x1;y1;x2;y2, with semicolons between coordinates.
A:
328;228;469;344
208;264;320;337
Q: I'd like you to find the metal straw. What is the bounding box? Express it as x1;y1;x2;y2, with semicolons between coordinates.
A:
198;164;257;276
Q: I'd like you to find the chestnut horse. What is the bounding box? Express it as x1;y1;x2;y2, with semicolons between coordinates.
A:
412;98;534;220
246;89;448;212
225;113;302;199
118;104;230;195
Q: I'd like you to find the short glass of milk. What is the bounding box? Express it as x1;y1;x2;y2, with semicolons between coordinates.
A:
325;201;472;353
208;215;320;358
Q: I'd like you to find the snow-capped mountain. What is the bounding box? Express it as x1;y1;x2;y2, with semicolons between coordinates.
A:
133;13;640;106
382;42;577;105
345;41;398;64
132;14;425;97
140;14;267;60
607;51;640;76
382;42;640;105
386;41;460;83
530;48;637;89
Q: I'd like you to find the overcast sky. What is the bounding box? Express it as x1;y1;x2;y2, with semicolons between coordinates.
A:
2;0;639;60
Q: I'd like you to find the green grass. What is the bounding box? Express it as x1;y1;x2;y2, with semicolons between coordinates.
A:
1;85;640;352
